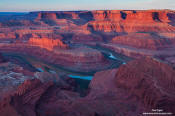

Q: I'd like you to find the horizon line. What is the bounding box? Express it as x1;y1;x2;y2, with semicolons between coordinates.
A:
0;8;174;13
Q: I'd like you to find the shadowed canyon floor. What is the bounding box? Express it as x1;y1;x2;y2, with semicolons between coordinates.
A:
0;10;175;115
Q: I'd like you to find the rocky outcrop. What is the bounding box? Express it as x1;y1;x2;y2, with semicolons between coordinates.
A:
29;37;68;50
0;60;36;100
36;12;57;20
91;10;171;22
87;10;175;33
0;77;82;116
0;57;175;116
33;10;175;23
100;36;175;61
111;33;171;50
115;57;175;111
0;79;53;116
88;57;175;115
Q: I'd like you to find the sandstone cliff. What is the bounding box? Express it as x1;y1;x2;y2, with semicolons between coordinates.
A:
29;37;68;50
1;57;175;116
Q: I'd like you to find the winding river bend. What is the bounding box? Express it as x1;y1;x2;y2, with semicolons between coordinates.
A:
2;45;128;81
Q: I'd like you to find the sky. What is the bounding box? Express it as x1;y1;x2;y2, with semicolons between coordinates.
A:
0;0;175;12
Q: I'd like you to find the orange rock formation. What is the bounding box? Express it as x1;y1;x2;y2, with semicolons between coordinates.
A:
29;38;68;50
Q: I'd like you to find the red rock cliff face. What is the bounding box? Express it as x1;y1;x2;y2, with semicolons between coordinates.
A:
36;12;57;20
89;57;175;114
0;79;53;116
28;37;68;50
87;10;175;32
115;57;175;111
36;12;80;20
91;10;168;22
34;10;175;22
1;10;175;33
111;33;171;50
1;10;175;36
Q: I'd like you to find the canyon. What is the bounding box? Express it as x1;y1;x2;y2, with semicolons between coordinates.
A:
0;57;175;116
0;9;175;115
0;10;175;64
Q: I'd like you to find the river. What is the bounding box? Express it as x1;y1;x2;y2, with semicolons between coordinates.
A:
2;46;126;81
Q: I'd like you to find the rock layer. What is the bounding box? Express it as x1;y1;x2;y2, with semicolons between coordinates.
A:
29;37;68;50
1;57;175;116
111;33;171;50
0;10;175;65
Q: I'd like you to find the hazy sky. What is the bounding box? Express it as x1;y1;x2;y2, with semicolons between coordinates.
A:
0;0;175;12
